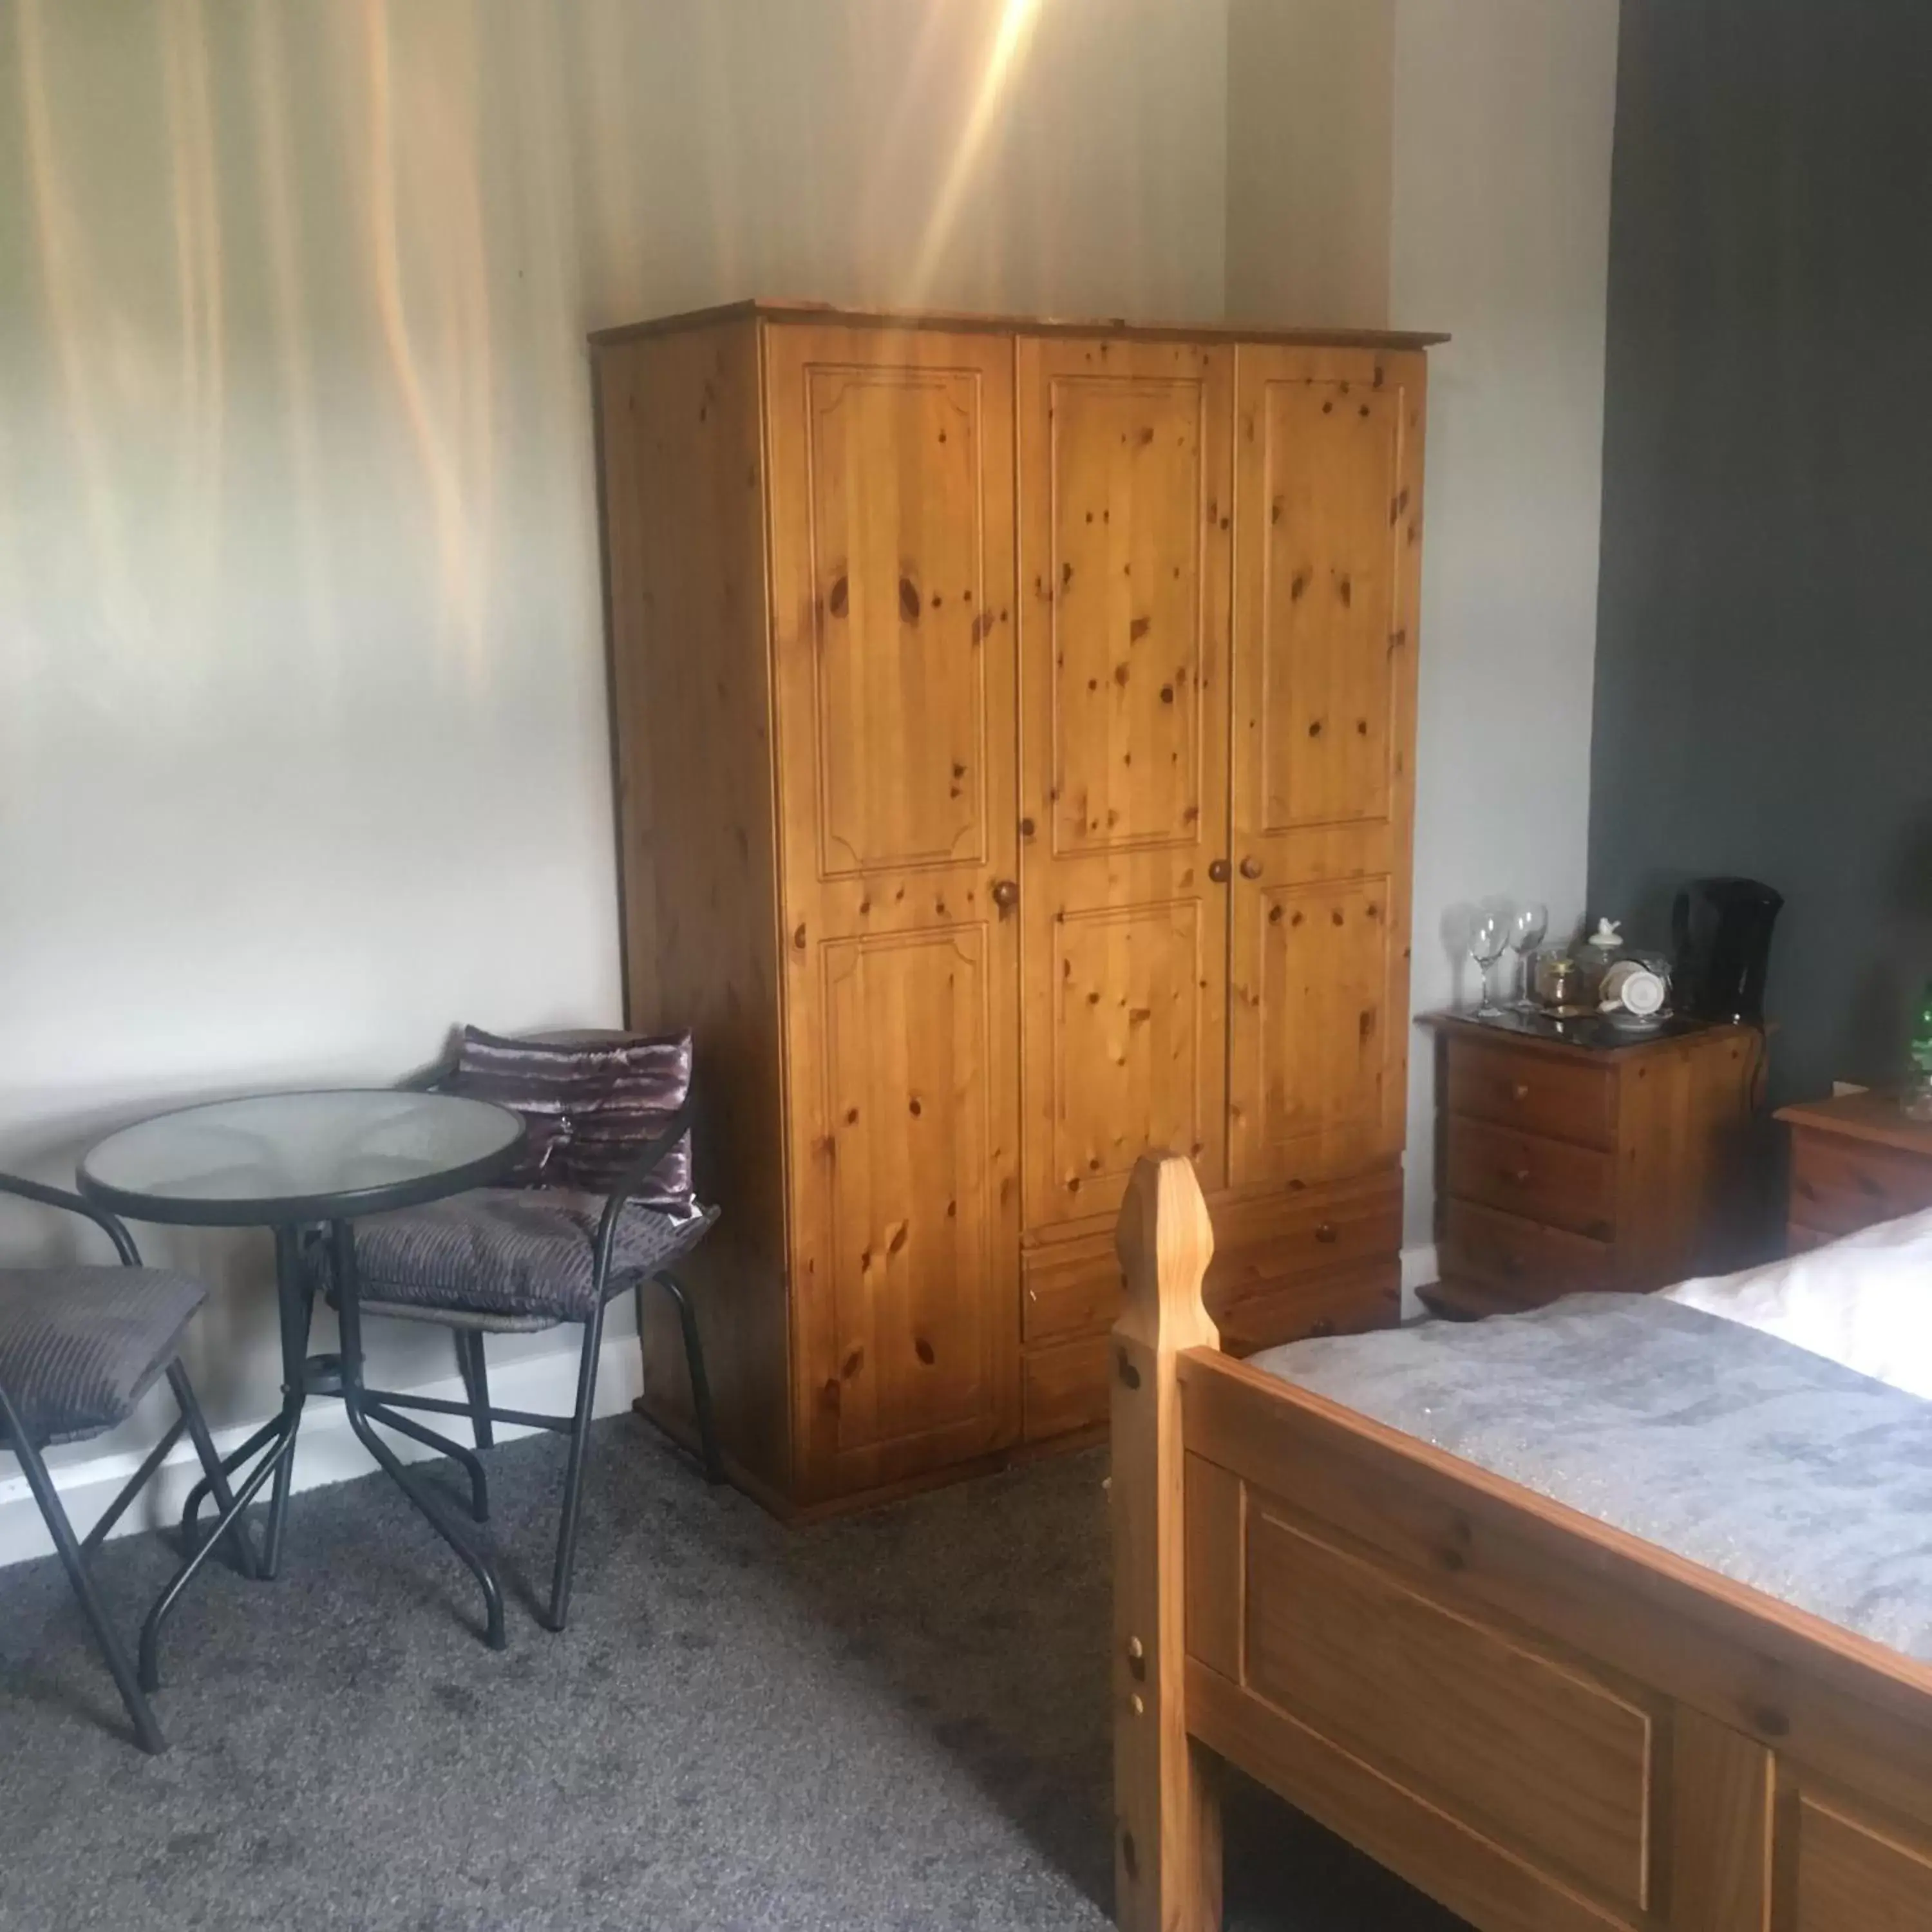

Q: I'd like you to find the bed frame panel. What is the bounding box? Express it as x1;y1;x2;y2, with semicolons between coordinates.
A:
1111;1153;1932;1932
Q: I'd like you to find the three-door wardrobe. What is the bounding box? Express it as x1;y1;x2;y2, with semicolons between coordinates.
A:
592;301;1440;1515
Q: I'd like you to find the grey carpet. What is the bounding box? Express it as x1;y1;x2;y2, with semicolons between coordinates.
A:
0;1419;1465;1931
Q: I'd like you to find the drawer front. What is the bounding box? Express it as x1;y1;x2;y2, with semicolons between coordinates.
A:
1441;1198;1615;1306
1208;1178;1403;1307
1790;1129;1932;1237
1021;1171;1402;1347
1446;1119;1615;1240
1211;1261;1400;1359
1021;1237;1122;1346
1021;1335;1111;1441
1786;1220;1837;1256
1446;1039;1616;1150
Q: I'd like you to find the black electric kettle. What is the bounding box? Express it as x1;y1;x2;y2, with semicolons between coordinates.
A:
1672;878;1783;1025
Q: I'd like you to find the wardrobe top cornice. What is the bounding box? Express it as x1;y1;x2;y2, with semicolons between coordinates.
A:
587;298;1448;354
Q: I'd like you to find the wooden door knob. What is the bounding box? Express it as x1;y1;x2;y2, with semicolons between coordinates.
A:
991;878;1019;911
1314;1222;1339;1244
1240;856;1264;880
1208;859;1231;884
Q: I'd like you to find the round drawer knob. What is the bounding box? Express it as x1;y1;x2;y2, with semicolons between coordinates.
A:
1239;856;1264;880
1314;1222;1339;1244
1511;1082;1531;1101
1208;859;1231;884
1511;1168;1531;1186
1309;1318;1337;1339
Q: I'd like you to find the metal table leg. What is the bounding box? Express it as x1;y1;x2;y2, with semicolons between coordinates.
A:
139;1414;298;1692
329;1220;506;1650
139;1224;313;1689
259;1226;314;1580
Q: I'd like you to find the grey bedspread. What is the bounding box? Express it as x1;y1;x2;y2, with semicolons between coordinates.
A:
1249;1294;1932;1666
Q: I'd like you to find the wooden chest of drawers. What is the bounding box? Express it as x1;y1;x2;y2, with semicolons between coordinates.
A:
1425;1015;1762;1317
1777;1091;1932;1249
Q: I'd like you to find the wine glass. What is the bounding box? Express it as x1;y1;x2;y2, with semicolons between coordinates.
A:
1468;911;1508;1019
1508;902;1549;1010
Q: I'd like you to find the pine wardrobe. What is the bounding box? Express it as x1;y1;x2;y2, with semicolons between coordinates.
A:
591;301;1439;1515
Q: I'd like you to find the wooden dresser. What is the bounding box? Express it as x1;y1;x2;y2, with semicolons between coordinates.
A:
592;300;1441;1514
1425;1014;1763;1317
1778;1091;1932;1250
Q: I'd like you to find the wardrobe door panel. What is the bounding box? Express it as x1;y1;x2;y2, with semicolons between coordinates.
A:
1017;337;1233;1233
1229;348;1426;1189
819;928;1004;1455
765;325;1022;1495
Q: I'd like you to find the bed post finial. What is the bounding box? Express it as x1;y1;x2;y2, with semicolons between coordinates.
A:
1112;1152;1222;1932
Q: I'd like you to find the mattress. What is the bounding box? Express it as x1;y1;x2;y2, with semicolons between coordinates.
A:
1250;1293;1932;1665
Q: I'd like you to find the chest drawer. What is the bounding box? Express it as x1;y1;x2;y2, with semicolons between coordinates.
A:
1441;1198;1614;1305
1789;1129;1932;1236
1446;1118;1616;1240
1446;1039;1616;1150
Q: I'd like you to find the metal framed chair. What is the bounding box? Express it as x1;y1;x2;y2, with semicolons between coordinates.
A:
308;1095;724;1635
0;1174;254;1754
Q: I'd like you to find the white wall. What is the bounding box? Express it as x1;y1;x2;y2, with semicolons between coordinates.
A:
1391;1;1621;1247
1224;0;1394;327
0;0;1229;1558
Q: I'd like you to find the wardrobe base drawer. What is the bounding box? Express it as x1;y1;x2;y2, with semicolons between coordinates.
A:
1021;1335;1112;1442
1021;1170;1402;1346
1021;1238;1122;1347
1211;1260;1401;1359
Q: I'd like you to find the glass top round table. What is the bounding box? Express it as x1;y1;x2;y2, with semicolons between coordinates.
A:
78;1089;526;1227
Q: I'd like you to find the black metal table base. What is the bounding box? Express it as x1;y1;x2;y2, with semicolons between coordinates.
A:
169;1218;511;1673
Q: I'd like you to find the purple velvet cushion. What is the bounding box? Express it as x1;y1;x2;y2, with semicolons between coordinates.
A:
446;1027;694;1206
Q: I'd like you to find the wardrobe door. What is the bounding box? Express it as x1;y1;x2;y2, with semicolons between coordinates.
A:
1016;337;1233;1233
1227;346;1426;1189
764;325;1023;1496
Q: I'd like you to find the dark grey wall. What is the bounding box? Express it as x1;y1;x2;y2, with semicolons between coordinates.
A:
1590;0;1932;1106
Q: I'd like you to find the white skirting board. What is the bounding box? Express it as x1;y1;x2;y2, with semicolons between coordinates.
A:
0;1330;645;1573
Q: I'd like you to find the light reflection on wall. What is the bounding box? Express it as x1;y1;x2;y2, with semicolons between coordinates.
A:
0;0;1226;1426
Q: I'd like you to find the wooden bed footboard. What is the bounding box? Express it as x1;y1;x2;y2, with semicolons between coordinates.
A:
1111;1152;1932;1932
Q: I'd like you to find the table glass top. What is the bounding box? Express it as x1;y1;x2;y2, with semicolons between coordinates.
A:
80;1090;524;1223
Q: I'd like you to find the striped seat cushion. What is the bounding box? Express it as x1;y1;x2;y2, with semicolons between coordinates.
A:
340;1188;716;1325
0;1267;207;1449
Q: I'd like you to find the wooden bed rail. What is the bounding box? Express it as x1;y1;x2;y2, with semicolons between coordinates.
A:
1109;1151;1932;1932
1111;1152;1220;1932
